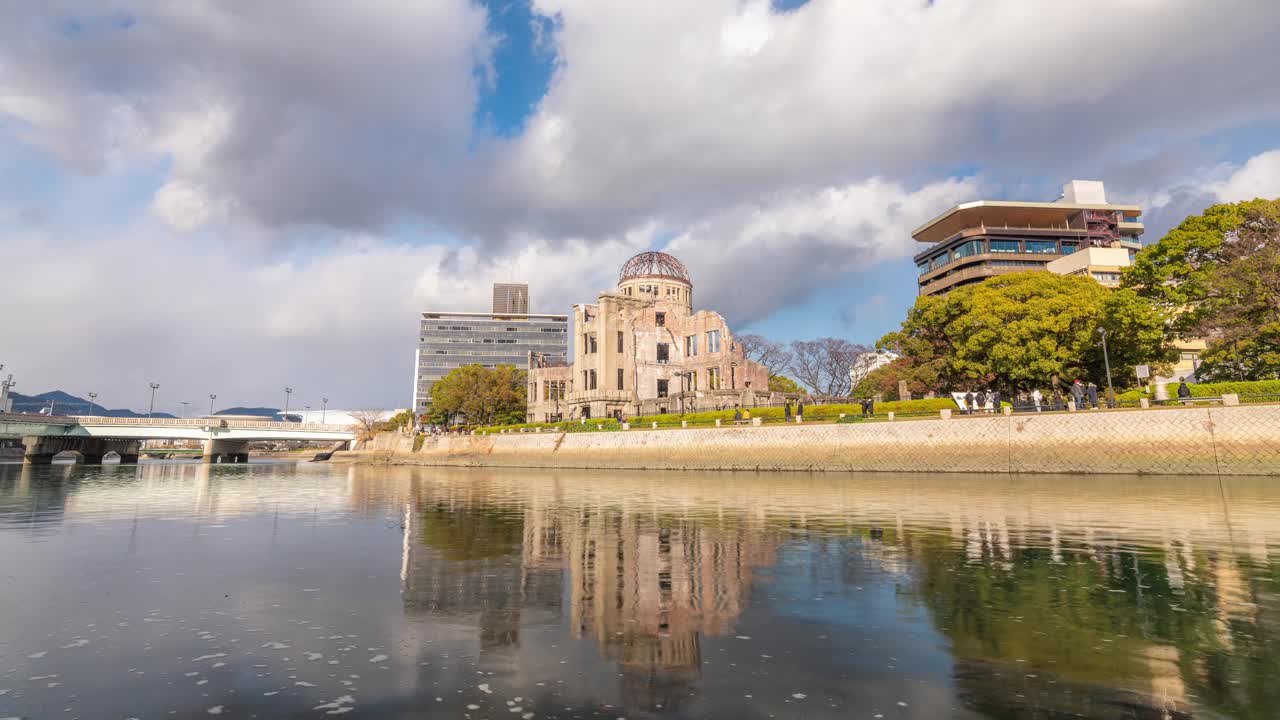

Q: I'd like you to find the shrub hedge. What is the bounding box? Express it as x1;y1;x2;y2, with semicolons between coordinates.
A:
1116;379;1280;402
477;418;622;434
477;399;966;433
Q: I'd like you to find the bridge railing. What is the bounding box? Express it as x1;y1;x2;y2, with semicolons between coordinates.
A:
0;412;78;425
67;415;353;433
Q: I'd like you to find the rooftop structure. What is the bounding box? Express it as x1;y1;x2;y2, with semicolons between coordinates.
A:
492;282;530;314
912;181;1144;297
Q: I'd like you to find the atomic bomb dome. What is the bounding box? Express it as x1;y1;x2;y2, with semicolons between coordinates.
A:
524;249;786;423
617;251;693;311
618;251;691;285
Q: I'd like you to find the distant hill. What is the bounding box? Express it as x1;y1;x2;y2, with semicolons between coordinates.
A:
7;390;177;418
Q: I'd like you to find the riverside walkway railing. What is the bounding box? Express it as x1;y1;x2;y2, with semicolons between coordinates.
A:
65;415;352;433
477;393;1280;435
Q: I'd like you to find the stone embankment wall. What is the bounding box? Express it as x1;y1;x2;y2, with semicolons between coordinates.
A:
346;405;1280;476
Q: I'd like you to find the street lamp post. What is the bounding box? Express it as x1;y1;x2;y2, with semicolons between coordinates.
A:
321;397;329;424
209;394;217;416
1098;328;1115;408
87;392;98;415
180;401;190;419
148;382;160;418
284;387;293;420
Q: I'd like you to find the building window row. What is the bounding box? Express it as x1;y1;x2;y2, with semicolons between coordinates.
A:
581;369;597;391
426;346;551;355
918;238;1082;275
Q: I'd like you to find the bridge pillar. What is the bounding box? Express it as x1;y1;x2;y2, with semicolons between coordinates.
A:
116;440;141;464
22;435;83;465
203;439;250;464
78;439;141;464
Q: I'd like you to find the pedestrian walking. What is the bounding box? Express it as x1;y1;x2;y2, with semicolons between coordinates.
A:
784;402;792;421
965;391;976;415
1071;380;1085;409
797;401;805;420
866;397;874;417
1031;389;1043;412
993;390;1002;413
1087;383;1099;409
734;406;742;421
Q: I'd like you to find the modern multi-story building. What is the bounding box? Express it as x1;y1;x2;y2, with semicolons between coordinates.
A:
413;284;567;412
526;252;784;422
491;283;530;314
912;181;1202;383
911;180;1144;297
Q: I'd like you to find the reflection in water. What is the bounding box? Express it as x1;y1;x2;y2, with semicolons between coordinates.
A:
0;462;1277;718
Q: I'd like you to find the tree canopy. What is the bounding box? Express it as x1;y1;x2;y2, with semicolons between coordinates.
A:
854;357;943;399
429;364;527;426
879;272;1174;392
1124;198;1280;380
767;374;806;394
788;337;870;397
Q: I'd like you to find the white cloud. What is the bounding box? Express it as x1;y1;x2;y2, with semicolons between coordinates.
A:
667;175;980;324
498;0;1280;235
0;221;658;410
1211;150;1280;203
150;181;214;231
3;0;1280;406
0;0;491;229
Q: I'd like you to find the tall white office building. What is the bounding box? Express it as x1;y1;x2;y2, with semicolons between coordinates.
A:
413;284;568;413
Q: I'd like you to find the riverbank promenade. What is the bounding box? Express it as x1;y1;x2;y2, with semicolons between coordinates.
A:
348;402;1280;476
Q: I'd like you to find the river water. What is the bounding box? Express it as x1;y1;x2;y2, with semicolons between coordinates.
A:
0;462;1277;719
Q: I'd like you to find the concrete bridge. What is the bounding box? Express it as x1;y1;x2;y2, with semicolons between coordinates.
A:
0;414;356;465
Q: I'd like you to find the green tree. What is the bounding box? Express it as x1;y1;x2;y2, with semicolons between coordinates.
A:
881;272;1174;392
429;364;527;426
853;357;943;399
1123;198;1280;335
767;374;806;394
385;409;415;430
1125;198;1280;380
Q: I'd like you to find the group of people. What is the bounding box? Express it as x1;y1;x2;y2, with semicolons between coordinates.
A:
1024;380;1114;412
962;389;1002;414
783;401;805;421
963;379;1120;414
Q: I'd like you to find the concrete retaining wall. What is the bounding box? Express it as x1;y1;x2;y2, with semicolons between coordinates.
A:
348;405;1280;476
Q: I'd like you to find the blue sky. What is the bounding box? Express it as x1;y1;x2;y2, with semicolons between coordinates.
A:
2;0;1279;411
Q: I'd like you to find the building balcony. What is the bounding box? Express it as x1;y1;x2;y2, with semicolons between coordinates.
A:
918;257;1058;296
917;251;1061;286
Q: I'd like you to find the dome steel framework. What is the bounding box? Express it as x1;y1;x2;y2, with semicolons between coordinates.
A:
618;251;691;284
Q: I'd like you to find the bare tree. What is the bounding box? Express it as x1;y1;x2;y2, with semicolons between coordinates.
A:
736;333;794;377
788;338;871;398
848;351;885;391
348;409;386;438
